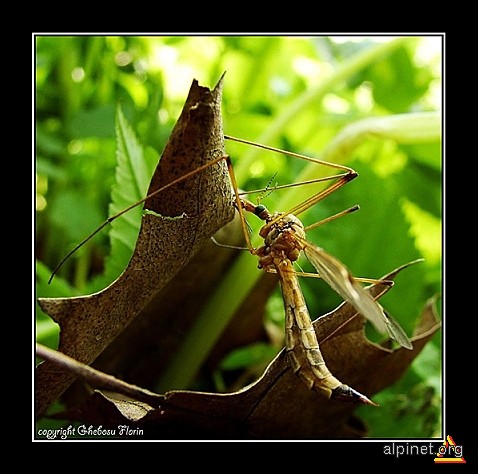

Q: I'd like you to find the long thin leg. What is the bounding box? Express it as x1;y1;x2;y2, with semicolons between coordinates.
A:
51;136;358;282
225;156;254;252
264;172;357;233
225;135;355;173
304;205;359;232
49;154;230;283
239;174;351;197
226;134;358;229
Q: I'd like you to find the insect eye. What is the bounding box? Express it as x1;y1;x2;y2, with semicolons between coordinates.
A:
255;204;267;216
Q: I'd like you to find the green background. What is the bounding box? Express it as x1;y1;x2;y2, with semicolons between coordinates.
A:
35;35;442;438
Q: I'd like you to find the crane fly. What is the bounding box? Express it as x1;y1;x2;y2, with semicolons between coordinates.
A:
222;140;413;405
47;134;412;405
233;196;412;405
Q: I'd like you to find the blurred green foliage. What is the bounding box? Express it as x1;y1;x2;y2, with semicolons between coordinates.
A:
35;35;442;437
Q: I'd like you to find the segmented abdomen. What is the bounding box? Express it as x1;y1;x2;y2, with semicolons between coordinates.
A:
276;260;342;399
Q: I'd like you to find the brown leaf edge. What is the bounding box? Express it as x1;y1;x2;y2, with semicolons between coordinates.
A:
35;261;441;439
35;75;235;418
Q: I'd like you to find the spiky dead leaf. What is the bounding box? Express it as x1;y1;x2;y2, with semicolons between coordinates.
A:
37;264;440;439
36;77;235;417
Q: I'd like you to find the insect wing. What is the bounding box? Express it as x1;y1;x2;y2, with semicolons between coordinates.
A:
302;240;389;336
383;310;413;349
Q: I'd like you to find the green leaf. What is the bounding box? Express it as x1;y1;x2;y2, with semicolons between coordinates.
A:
49;190;104;243
90;106;157;289
299;162;427;337
395;160;442;218
35;260;74;348
358;381;441;437
365;45;434;112
220;342;279;371
68;104;116;139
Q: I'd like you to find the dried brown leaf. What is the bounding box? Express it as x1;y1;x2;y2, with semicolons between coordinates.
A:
40;263;441;439
36;76;235;417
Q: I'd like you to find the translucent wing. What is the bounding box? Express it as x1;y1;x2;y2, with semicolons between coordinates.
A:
382;310;413;349
302;239;412;349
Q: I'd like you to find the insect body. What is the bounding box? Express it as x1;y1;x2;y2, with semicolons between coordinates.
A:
240;198;411;404
46;126;412;406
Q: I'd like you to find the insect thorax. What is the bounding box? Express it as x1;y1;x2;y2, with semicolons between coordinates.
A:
256;213;306;269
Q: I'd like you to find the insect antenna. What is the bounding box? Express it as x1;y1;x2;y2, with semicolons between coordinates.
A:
256;172;278;204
